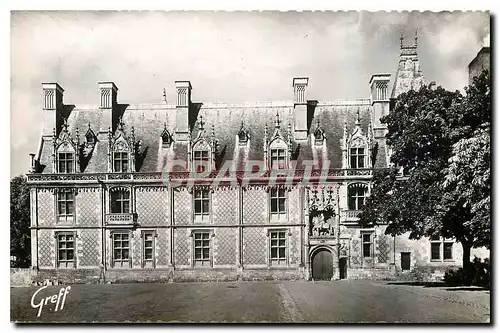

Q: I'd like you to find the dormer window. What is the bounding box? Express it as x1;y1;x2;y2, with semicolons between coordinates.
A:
85;126;96;147
113;152;129;173
238;122;249;146
344;110;370;169
161;123;173;148
193;150;209;173
270;149;286;169
58;152;74;173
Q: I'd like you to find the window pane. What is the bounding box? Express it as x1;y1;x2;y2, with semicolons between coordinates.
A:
271;248;278;259
203;248;210;259
363;234;370;243
358;157;364;168
58;202;66;215
279;239;286;247
350;148;357;155
122;249;129;259
67;250;74;260
278;198;286;213
270;232;277;239
271;239;278;246
348;197;356;210
195;248;202;259
66;201;74;214
194;200;201;214
279;247;286;259
202;200;209;214
145;240;153;248
67;162;73;173
350;156;357;168
145;249;153;259
358;148;364;156
122;241;129;248
431;243;441;260
66;241;74;249
114;250;121;259
202;240;210;247
114;160;121;172
363;244;371;257
194;233;202;240
123;202;130;214
270;199;277;213
59;250;66;260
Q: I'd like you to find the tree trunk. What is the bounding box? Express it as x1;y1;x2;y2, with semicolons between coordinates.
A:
461;241;472;286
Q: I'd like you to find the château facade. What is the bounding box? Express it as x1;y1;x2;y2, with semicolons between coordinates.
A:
26;35;465;283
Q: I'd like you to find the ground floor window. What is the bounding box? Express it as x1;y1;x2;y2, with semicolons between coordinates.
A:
430;236;454;261
57;232;75;268
362;233;373;258
193;231;211;267
142;231;155;268
113;232;130;267
269;230;287;266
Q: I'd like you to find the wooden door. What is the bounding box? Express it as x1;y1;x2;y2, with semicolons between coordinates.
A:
312;249;333;280
401;252;411;271
339;257;347;279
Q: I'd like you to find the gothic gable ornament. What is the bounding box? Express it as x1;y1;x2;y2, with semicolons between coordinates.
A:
161;122;173;148
107;117;136;172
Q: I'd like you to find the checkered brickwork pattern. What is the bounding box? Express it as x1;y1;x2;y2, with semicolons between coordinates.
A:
79;229;101;267
288;189;301;224
173;190;191;225
156;228;169;266
38;230;55;267
243;227;267;265
212;190;238;225
213;228;237;265
174;229;190;266
76;191;101;226
243;188;267;225
377;235;390;263
132;230;142;267
288;226;301;265
350;238;361;266
38;191;55;226
136;190;168;226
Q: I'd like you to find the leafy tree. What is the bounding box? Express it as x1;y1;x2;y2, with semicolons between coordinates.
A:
359;71;491;283
10;175;31;268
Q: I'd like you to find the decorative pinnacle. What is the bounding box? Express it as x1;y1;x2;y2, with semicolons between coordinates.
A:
88;123;91;130
211;124;215;138
400;31;404;47
199;115;205;131
275;111;281;129
118;116;124;131
355;108;361;126
61;117;69;132
164;122;167;131
414;29;418;46
163;88;167;103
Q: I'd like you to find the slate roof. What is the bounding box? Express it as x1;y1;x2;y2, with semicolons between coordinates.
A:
35;99;381;174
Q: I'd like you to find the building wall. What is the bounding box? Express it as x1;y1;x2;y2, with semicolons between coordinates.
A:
30;182;474;284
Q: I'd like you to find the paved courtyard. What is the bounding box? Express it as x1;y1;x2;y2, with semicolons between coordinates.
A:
11;280;490;323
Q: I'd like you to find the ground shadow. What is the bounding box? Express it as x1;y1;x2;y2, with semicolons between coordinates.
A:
387;281;490;291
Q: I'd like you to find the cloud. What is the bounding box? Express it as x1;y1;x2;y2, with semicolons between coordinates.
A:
10;11;490;176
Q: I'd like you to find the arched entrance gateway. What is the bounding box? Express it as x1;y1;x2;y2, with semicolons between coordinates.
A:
311;248;334;280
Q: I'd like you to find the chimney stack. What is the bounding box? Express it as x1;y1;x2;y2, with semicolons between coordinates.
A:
98;82;119;133
175;81;192;141
293;77;309;141
369;74;390;139
41;83;64;136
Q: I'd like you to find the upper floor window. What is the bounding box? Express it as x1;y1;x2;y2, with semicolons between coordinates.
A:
194;188;210;221
113;152;129;173
193;231;211;267
348;183;368;210
193;150;210;173
58;152;74;173
350;147;365;168
270;188;287;219
57;232;75;268
269;230;287;266
57;190;74;223
110;189;130;214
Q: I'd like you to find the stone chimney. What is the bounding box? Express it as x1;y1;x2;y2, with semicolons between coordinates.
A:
98;82;118;133
175;81;192;141
369;74;390;139
41;83;64;136
293;77;309;141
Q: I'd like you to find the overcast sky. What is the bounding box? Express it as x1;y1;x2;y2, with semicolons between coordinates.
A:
10;10;490;177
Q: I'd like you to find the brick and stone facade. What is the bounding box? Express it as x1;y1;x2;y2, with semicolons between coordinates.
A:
26;34;470;284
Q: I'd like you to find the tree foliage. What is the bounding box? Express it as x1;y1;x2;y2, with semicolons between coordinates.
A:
359;70;491;277
11;175;31;267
